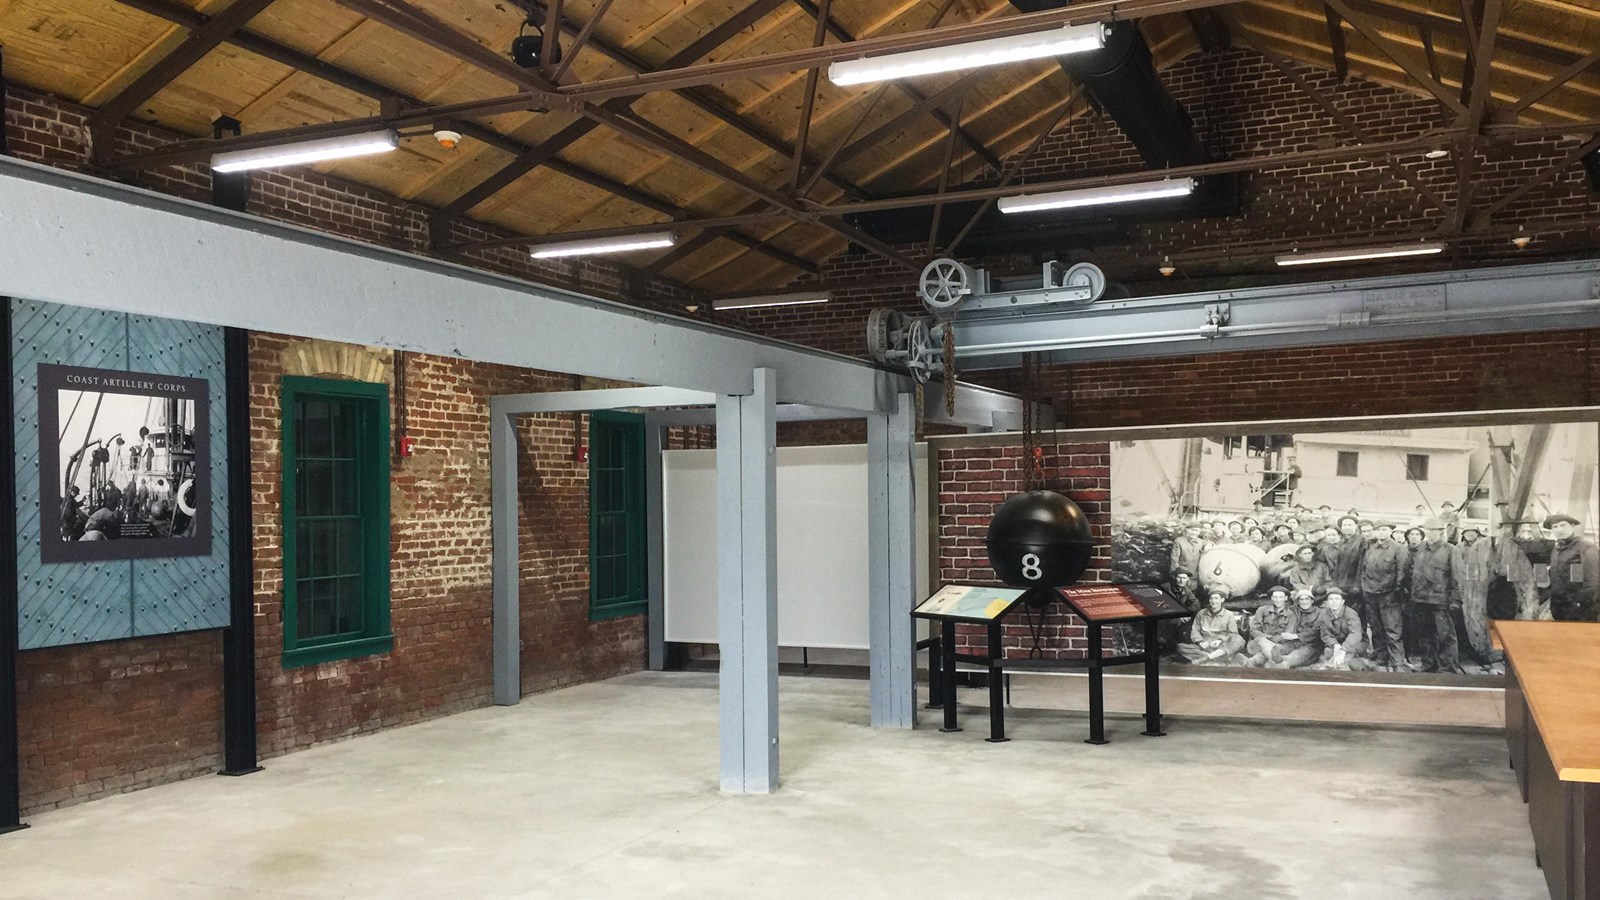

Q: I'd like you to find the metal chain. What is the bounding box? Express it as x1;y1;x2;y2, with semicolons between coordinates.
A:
942;321;957;417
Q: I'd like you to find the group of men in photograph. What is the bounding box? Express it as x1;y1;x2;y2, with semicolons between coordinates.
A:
1166;506;1599;673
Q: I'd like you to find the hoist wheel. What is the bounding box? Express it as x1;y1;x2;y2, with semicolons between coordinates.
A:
918;258;976;314
1062;262;1107;301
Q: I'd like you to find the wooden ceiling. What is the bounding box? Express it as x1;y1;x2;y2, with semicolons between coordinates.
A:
2;0;1597;294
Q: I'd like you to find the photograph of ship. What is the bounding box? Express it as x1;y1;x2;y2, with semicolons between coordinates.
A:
1111;422;1599;677
38;363;209;563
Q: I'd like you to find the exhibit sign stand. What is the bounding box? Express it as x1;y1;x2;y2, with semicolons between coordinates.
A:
1054;584;1194;744
912;584;1027;742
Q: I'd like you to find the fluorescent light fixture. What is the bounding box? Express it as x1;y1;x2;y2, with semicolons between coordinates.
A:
712;291;832;311
211;129;399;173
827;23;1106;86
1274;242;1445;267
531;232;677;259
998;176;1197;214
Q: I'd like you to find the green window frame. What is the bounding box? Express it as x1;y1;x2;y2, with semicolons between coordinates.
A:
280;376;393;668
589;411;646;620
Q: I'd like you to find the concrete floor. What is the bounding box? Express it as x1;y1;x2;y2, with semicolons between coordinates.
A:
0;673;1544;900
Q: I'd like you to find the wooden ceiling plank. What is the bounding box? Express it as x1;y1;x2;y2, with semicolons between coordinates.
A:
232;18;379;123
88;0;281;128
549;0;615;83
523;0;870;199
81;0;234;107
1323;0;1468;115
791;0;1005;174
1499;48;1600;123
431;0;792;223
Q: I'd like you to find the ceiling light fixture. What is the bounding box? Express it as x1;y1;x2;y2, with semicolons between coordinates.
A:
1274;241;1445;266
1512;226;1532;249
711;291;832;311
1158;256;1176;277
827;23;1107;86
211;129;399;173
530;231;677;259
1423;148;1451;160
998;176;1198;214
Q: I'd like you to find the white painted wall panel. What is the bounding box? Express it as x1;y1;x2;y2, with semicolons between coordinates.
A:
664;444;929;650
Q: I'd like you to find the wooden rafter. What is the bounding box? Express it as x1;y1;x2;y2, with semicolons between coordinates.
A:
791;0;1004;174
1498;48;1600;123
1322;0;1468;115
789;0;831;189
87;0;278;129
1324;3;1349;81
1449;0;1502;235
425;0;789;223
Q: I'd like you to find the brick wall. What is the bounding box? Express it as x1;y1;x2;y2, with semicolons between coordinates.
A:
936;442;1113;658
5;89;652;813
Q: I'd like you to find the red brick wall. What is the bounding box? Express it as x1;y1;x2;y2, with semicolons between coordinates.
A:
936;442;1112;657
4;90;650;813
15;634;223;811
971;329;1600;429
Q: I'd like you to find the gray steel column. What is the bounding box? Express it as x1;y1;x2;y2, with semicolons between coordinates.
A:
867;391;918;729
645;424;667;671
491;409;521;706
716;368;778;793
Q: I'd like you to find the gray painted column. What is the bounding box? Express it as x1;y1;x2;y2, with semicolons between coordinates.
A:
490;409;521;706
645;424;667;671
867;392;918;729
716;369;779;793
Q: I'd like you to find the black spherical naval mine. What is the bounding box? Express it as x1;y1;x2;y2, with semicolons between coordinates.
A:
984;490;1094;589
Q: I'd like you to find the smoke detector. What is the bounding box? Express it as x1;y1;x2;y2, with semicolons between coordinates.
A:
434;129;462;150
1158;255;1176;277
1423;148;1450;160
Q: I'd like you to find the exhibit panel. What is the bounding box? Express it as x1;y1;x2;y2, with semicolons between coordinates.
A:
11;298;230;649
663;443;931;650
1109;416;1600;678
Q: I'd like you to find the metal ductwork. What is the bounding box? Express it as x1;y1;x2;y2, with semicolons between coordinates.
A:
1021;11;1211;169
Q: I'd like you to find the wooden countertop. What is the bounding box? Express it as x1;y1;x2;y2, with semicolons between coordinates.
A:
1495;620;1600;783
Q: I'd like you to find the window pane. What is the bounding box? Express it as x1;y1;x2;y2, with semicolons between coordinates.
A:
300;460;333;517
334;459;360;515
330;400;359;459
336;576;364;635
337;519;363;577
303;400;332;458
1336;451;1358;478
304;519;337;578
1406;454;1430;482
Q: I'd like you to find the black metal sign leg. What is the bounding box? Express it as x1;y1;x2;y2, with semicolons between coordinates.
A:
939;621;961;733
985;621;1008;743
1141;618;1166;737
925;635;943;710
1086;624;1109;745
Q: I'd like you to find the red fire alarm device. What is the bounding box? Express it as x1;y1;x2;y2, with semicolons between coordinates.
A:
576;445;588;463
398;435;416;458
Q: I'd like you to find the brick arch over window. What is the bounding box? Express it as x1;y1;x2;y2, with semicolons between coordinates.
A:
279;339;392;385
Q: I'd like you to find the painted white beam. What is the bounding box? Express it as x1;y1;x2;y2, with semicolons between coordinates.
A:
491;387;716;415
0;158;1021;419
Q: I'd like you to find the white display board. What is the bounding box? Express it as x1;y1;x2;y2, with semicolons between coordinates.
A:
663;443;930;650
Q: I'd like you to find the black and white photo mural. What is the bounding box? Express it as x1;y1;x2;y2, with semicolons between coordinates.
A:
38;363;210;563
1111;421;1599;677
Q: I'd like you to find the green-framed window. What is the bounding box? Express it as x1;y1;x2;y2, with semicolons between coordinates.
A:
281;376;393;668
589;411;646;620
